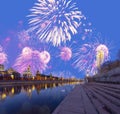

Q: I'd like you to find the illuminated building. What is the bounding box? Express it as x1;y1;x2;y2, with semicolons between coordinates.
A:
23;65;32;78
7;68;15;74
36;70;41;80
0;64;7;79
35;70;46;80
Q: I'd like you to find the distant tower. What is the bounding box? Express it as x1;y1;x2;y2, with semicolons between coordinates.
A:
36;70;41;80
27;65;32;77
96;44;109;70
23;65;32;78
96;50;104;69
28;65;30;72
36;70;40;76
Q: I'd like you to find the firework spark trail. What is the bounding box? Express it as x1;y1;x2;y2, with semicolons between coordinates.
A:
73;43;109;75
0;53;8;64
0;45;8;64
13;47;50;75
28;0;83;46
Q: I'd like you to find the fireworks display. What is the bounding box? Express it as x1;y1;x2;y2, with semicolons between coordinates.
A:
28;0;83;46
39;51;51;64
22;47;32;58
18;30;30;47
0;0;115;78
0;45;8;64
17;30;40;48
13;47;51;75
60;46;72;61
73;42;110;75
0;53;8;64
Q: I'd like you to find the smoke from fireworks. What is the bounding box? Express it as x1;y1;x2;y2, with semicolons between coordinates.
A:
13;47;51;75
28;0;83;46
73;43;109;75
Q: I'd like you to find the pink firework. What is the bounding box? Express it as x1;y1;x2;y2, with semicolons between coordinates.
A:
22;47;32;58
2;37;11;50
0;52;7;64
18;30;30;41
73;41;110;75
17;30;30;47
13;48;51;75
60;47;72;61
0;45;8;64
40;51;51;64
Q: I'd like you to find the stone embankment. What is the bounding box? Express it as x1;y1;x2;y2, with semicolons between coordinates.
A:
53;83;120;114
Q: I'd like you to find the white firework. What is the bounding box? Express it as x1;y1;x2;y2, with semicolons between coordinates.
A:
28;0;83;46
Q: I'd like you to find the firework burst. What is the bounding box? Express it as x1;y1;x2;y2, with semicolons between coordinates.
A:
60;46;72;61
13;47;51;75
40;51;51;64
73;41;110;75
0;45;8;64
18;30;30;47
0;53;8;64
28;0;83;46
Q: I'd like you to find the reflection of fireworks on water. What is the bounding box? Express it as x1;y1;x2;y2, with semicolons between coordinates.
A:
0;45;8;64
73;42;110;75
28;0;83;46
13;47;51;75
60;46;72;61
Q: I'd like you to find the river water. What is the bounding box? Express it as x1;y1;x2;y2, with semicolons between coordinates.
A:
0;82;79;114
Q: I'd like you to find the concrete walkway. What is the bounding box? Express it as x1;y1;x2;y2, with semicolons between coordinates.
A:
53;83;120;114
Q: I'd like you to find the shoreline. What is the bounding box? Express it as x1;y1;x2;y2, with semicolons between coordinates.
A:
0;80;81;86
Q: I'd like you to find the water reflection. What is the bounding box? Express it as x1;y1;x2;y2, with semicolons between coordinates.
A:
0;86;21;100
0;82;79;114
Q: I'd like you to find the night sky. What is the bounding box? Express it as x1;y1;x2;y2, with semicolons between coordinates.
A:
0;0;120;78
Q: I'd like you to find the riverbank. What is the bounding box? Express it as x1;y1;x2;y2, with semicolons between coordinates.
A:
0;80;81;86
